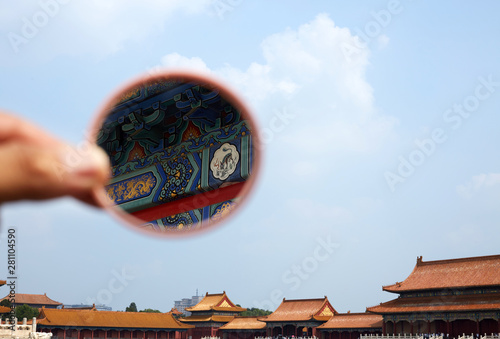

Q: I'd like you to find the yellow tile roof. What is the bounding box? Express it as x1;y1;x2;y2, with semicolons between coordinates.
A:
185;292;246;312
264;297;336;322
0;306;11;313
37;307;193;329
318;313;383;329
180;315;235;323
220;317;267;330
1;293;61;306
384;255;500;293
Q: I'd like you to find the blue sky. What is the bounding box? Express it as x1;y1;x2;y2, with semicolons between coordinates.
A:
1;0;500;313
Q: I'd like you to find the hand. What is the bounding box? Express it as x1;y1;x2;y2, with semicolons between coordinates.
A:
0;112;110;206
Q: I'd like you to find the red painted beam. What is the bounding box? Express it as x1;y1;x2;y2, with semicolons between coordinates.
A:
131;182;245;222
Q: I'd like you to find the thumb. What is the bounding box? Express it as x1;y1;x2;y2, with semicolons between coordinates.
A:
0;142;110;204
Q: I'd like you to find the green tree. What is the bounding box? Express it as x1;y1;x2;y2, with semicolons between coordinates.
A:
125;302;138;312
140;308;161;313
15;304;39;320
240;307;272;317
0;299;11;308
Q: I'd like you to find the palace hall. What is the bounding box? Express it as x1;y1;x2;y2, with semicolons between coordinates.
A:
4;254;498;339
367;255;500;337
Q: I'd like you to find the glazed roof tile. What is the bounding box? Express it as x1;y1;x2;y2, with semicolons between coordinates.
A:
1;293;61;306
180;315;235;323
37;308;193;329
383;255;500;293
219;317;267;330
0;306;11;313
264;297;337;322
367;293;500;314
318;313;383;330
185;292;246;312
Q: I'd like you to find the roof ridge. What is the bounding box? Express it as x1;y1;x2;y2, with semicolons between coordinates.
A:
283;297;327;302
417;254;500;266
45;309;187;317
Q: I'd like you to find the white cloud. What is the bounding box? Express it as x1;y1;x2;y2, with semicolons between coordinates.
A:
160;53;212;74
456;173;500;199
154;15;399;231
159;13;397;157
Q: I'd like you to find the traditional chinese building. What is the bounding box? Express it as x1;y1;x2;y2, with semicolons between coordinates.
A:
367;255;500;337
317;313;383;339
261;297;337;337
36;306;193;339
0;293;62;309
180;292;246;339
219;316;267;339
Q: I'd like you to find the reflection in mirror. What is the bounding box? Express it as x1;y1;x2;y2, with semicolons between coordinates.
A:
95;72;258;236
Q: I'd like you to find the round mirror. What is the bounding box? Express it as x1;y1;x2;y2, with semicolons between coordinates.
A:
90;71;260;237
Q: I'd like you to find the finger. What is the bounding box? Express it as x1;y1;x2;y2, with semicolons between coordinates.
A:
0;142;110;204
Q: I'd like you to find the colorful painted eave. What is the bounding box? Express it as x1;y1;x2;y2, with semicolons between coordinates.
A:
382;255;500;293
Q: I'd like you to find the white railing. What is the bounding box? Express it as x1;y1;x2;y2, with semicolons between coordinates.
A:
362;334;500;339
457;334;500;339
201;337;220;339
0;317;52;339
361;335;443;339
255;337;318;339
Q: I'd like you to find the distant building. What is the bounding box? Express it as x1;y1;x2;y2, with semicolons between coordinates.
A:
174;291;204;316
0;293;61;309
63;304;112;311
